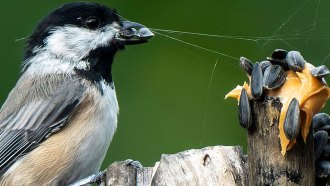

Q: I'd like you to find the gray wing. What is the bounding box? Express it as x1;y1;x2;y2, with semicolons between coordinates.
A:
0;75;87;175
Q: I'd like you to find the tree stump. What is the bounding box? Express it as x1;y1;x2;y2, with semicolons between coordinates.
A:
247;97;315;185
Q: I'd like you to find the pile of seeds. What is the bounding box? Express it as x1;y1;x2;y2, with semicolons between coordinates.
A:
226;49;330;155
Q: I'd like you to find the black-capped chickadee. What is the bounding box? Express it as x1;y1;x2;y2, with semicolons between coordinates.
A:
0;2;153;185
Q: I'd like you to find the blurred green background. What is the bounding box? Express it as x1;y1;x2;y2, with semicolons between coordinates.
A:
1;0;330;168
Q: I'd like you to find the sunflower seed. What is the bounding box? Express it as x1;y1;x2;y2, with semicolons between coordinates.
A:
314;130;328;160
260;60;272;73
269;49;290;70
311;65;330;78
268;58;290;71
238;88;252;129
313;113;330;131
321;144;330;158
239;57;253;75
263;65;286;90
316;161;330;178
286;51;305;72
251;62;263;99
283;98;300;140
272;49;288;60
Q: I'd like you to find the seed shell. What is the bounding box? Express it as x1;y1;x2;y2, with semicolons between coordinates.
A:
238;88;252;129
283;98;300;141
311;65;330;78
263;65;286;90
286;51;305;72
239;57;253;75
251;62;263;99
314;130;328;160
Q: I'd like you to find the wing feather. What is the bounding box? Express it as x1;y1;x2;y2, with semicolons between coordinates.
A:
0;74;87;175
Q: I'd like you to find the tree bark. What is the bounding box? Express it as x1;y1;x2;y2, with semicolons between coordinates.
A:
247;97;315;185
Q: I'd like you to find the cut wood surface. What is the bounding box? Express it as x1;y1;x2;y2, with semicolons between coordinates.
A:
105;146;247;186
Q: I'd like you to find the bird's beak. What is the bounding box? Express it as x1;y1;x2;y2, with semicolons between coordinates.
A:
114;21;154;45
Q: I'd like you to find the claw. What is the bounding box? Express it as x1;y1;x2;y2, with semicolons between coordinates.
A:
263;65;286;90
286;51;305;72
283;98;300;140
240;57;253;75
68;170;106;186
124;159;143;169
251;62;263;99
314;130;328;160
238;88;252;129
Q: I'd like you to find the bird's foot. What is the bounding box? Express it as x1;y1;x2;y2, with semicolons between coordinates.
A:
124;159;143;169
68;170;106;186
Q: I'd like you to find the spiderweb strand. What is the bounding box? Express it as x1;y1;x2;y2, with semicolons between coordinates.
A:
153;31;239;61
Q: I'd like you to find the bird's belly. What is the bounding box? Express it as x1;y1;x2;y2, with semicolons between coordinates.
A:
62;84;119;184
65;103;118;184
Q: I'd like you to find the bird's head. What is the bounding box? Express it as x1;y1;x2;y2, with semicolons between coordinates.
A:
22;2;154;82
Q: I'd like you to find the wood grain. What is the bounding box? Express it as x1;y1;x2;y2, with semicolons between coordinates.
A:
105;146;247;186
247;97;315;185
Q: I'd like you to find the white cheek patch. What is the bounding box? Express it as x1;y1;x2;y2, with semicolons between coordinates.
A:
23;23;120;76
23;53;87;76
45;23;119;61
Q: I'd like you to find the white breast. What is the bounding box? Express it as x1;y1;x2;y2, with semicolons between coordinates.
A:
73;81;119;179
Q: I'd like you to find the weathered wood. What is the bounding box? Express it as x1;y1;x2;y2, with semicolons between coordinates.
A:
105;146;247;186
106;160;154;185
247;98;315;185
104;99;317;185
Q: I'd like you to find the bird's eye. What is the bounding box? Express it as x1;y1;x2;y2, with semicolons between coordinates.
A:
85;17;100;29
